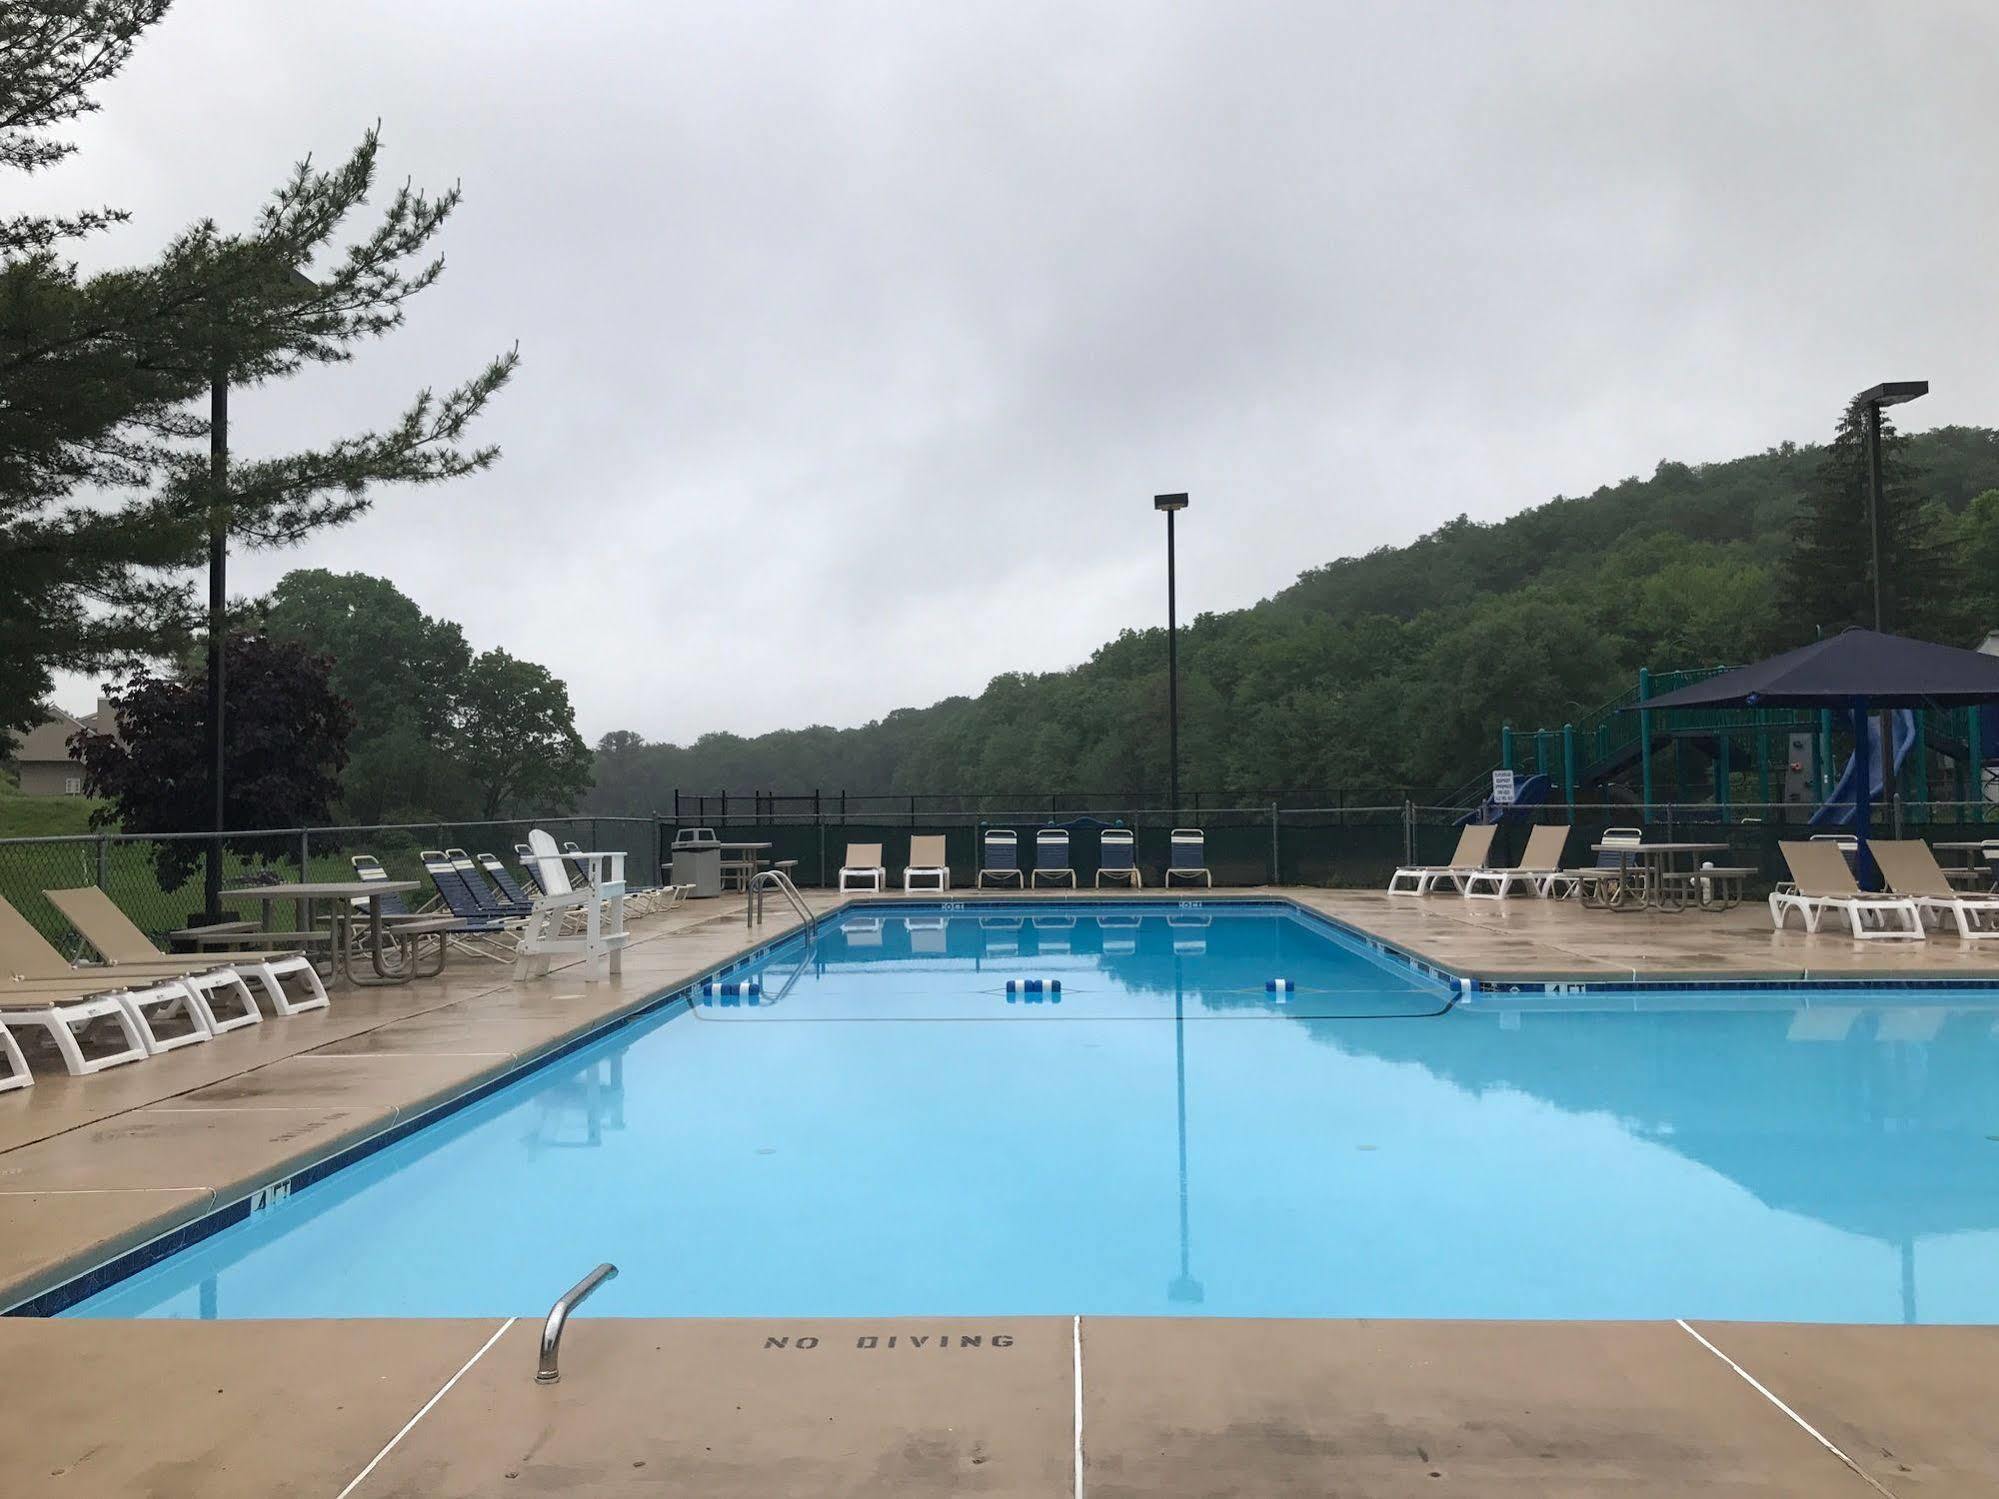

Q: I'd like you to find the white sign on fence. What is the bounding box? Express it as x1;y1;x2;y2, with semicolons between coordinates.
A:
1491;769;1517;805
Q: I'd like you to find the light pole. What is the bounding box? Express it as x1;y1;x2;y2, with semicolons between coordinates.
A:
201;266;320;923
1154;493;1188;813
1856;381;1927;843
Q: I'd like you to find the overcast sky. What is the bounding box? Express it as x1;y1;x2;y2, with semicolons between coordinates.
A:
30;1;1999;740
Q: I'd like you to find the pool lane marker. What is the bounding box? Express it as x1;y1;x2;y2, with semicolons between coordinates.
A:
1073;1314;1085;1499
335;1316;517;1499
1673;1320;1895;1498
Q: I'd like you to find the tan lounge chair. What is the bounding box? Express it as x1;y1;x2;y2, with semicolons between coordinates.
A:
1770;841;1923;940
0;895;218;1052
1459;825;1575;899
1870;841;1999;940
904;835;950;893
0;974;163;1079
1388;823;1497;894
47;885;328;1018
839;843;885;893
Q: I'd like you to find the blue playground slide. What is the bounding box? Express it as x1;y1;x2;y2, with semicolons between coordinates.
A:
1809;709;1917;828
1459;773;1552;827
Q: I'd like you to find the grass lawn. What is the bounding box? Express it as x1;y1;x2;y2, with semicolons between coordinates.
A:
0;780;111;838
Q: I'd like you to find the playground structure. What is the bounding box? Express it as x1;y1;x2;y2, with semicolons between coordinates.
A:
1493;665;1999;820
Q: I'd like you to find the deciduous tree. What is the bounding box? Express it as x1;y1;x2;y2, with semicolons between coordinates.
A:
73;635;354;886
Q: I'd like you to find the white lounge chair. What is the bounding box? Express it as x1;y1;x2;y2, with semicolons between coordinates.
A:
47;884;327;1020
1872;840;1999;940
1388;823;1497;894
1;978;161;1078
839;843;886;893
904;835;950;893
1032;828;1077;888
977;829;1024;887
0;893;215;1052
1770;840;1923;940
1095;829;1141;888
1163;828;1211;887
1458;825;1574;900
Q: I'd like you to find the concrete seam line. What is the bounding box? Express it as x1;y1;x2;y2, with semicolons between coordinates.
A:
334;1316;516;1499
1073;1314;1085;1499
1674;1319;1896;1499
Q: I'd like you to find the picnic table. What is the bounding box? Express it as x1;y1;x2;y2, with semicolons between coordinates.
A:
716;841;773;892
1930;841;1998;890
220;879;424;987
1583;842;1738;913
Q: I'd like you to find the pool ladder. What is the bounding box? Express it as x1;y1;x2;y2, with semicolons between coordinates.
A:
536;1262;617;1384
747;868;816;947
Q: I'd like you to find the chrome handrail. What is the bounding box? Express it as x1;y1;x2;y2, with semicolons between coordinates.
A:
536;1262;617;1384
747;868;815;944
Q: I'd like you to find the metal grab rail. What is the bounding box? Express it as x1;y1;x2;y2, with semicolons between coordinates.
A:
747;867;815;943
536;1262;618;1384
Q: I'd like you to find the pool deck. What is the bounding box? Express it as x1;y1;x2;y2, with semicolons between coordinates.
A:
6;885;1999;1495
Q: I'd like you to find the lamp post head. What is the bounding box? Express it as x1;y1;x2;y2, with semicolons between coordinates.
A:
1857;381;1928;409
1153;492;1189;512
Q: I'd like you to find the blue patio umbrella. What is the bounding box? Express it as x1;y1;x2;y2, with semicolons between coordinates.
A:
1627;628;1999;888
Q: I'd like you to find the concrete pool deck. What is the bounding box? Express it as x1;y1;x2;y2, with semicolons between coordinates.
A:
6;884;1999;1494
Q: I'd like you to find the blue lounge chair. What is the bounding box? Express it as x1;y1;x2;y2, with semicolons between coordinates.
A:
978;829;1023;888
1096;828;1141;888
1032;827;1076;888
477;852;536;908
445;847;532;918
1165;828;1212;887
420;850;524;960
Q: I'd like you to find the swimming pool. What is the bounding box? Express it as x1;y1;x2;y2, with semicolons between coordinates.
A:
61;900;1999;1322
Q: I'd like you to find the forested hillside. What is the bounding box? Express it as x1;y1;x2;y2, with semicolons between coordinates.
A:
590;425;1999;810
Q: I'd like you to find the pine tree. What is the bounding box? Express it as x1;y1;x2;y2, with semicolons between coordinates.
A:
1776;398;1963;643
0;1;518;736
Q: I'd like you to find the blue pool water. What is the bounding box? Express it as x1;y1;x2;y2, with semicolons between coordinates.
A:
64;901;1999;1322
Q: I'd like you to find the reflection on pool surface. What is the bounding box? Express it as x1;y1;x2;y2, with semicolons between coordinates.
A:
66;903;1999;1323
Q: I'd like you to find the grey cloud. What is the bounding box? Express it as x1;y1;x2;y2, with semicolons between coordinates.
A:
31;0;1999;739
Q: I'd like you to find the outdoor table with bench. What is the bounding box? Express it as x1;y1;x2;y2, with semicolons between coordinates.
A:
1583;841;1750;913
211;880;426;987
716;841;774;892
1930;841;1998;891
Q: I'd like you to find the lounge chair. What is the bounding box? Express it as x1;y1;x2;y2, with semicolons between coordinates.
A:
978;829;1024;887
1;977;160;1077
1164;828;1211;887
0;895;210;1057
45;884;328;1022
1871;840;1999;940
904;835;950;893
0;1019;28;1091
839;843;886;893
1031;828;1077;888
1459;825;1574;900
1770;841;1924;940
443;848;532;917
1388;823;1497;894
1567;827;1646;905
421;850;529;961
477;852;538;908
1096;828;1141;888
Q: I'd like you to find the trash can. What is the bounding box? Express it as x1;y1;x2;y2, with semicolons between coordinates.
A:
671;828;723;898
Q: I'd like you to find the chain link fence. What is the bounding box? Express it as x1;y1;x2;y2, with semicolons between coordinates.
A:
660;798;1999;892
0;816;661;949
